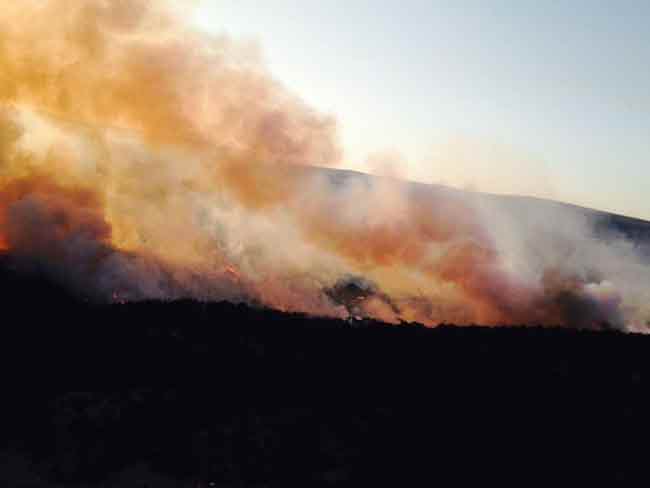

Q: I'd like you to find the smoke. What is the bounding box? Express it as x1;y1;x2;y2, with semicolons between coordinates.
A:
0;0;649;331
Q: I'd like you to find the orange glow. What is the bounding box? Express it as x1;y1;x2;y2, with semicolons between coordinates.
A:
0;0;644;330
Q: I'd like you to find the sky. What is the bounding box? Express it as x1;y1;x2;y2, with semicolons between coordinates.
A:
191;1;650;220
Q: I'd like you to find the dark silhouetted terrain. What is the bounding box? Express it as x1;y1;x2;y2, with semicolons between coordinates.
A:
1;251;650;486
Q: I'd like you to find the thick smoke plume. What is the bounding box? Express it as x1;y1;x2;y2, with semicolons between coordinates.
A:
1;0;649;331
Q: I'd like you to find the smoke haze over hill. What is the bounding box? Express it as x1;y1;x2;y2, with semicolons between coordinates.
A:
0;0;649;331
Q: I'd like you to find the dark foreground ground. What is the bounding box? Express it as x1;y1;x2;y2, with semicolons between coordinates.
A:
1;264;649;486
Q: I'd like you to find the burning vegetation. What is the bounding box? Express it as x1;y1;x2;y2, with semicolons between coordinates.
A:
0;0;649;331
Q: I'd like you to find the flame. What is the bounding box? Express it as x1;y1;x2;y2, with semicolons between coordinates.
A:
225;265;241;280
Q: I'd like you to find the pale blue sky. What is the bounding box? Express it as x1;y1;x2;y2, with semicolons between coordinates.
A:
192;1;650;219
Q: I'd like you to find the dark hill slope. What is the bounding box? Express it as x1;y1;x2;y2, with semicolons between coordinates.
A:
1;264;650;486
320;166;650;249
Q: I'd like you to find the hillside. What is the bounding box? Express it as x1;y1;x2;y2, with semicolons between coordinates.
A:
1;260;650;485
320;166;650;246
2;171;650;485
